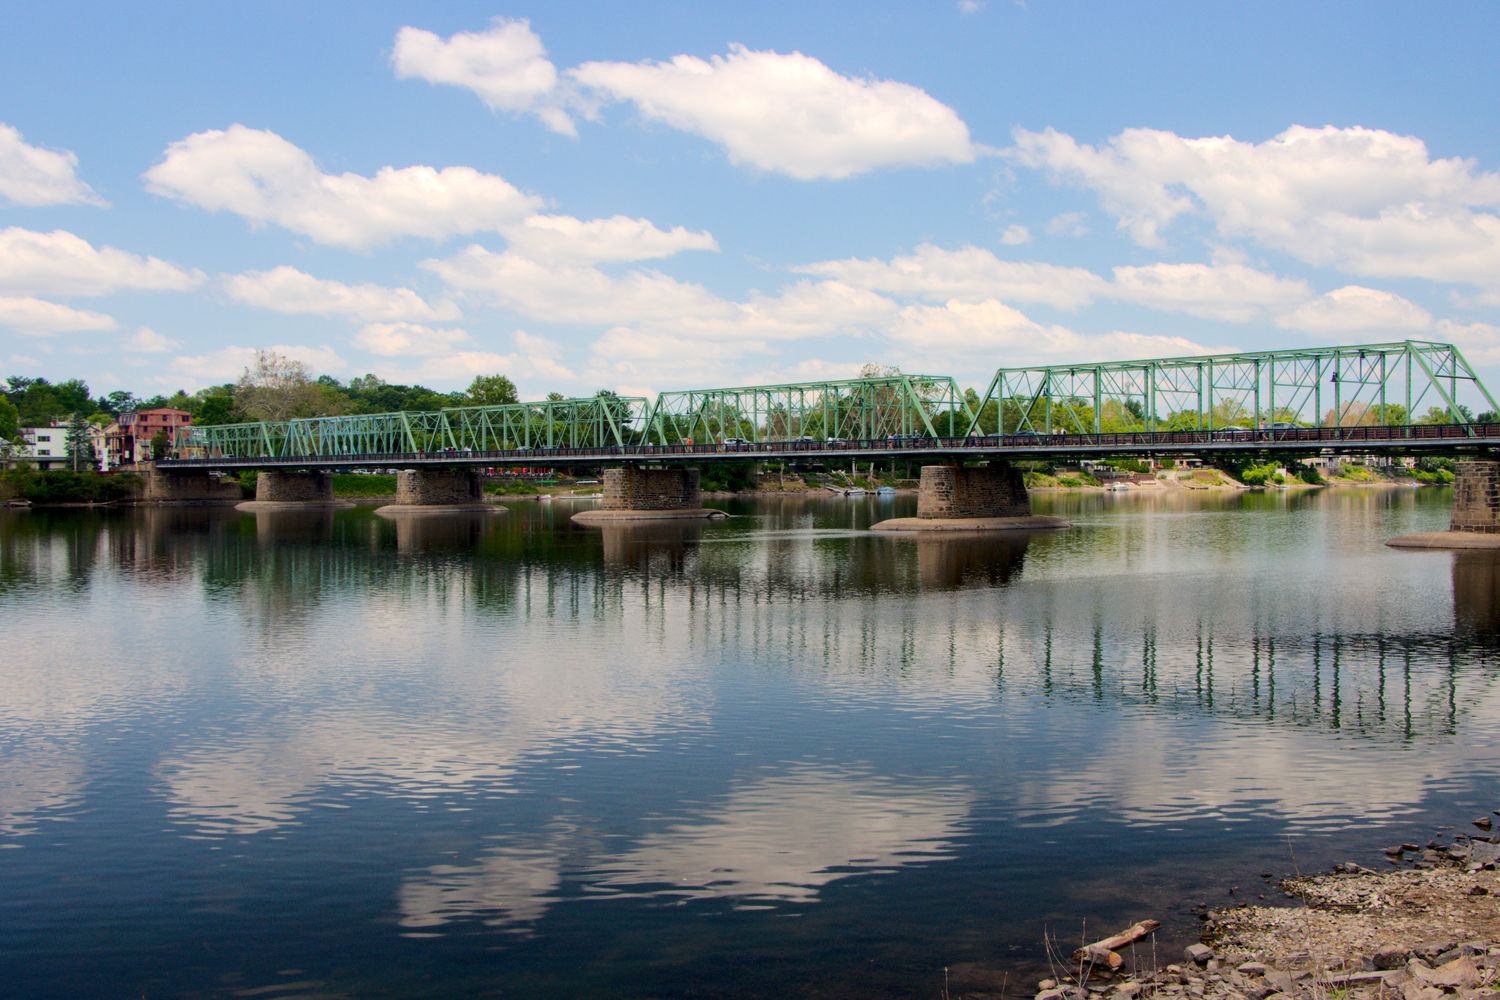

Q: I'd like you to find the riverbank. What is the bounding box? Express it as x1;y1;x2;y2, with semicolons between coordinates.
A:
1008;814;1500;1000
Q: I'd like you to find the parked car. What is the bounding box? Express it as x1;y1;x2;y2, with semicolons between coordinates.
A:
1213;426;1255;439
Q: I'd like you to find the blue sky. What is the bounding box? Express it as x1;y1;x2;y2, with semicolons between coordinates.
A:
2;1;1498;403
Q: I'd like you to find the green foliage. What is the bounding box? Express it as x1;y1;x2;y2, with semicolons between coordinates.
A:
195;393;238;426
465;374;519;407
1236;461;1281;486
2;468;140;503
483;479;542;495
330;473;397;496
1105;458;1151;474
150;431;170;461
65;412;96;469
1298;466;1323;485
699;460;758;492
0;395;18;441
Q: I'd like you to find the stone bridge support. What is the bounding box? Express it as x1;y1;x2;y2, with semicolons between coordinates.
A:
1389;457;1500;549
236;471;351;511
142;469;242;505
873;462;1068;532
376;468;498;516
572;466;724;524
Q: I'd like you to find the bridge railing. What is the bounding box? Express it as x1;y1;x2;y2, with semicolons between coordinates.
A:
159;420;1500;468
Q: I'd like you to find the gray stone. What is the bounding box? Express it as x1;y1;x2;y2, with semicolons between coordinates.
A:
1373;946;1410;970
1184;943;1214;966
916;462;1030;519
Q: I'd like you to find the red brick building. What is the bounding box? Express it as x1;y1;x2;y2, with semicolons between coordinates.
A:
106;408;192;466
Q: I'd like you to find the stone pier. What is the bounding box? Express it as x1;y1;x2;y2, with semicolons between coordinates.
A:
375;468;500;516
873;462;1068;532
236;470;352;511
142;469;242;505
572;467;725;524
1389;457;1500;549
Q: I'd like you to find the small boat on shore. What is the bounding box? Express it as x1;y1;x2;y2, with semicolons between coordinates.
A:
844;487;867;496
876;486;897;496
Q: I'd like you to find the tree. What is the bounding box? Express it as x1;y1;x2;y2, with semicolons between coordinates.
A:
64;412;95;471
465;374;518;407
0;395;18;443
234;350;325;422
150;430;170;462
195;393;238;426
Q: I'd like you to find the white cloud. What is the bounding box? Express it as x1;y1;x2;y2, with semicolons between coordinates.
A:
144;125;541;251
428;243;896;344
124;327;181;354
1277;285;1434;335
999;224;1030;246
1110;262;1311;322
0;124;104;207
1434;319;1500;366
572;45;977;180
0;296;116;335
797;244;1107;310
223;266;460;323
352;321;470;357
958;0;987;12
392;18;575;135
500;213;717;264
0;227;203;297
1011;124;1500;287
891;298;1223;363
1046;212;1089;237
425;245;732;328
169;343;347;386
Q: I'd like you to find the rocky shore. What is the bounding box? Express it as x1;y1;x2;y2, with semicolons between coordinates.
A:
1012;813;1500;1000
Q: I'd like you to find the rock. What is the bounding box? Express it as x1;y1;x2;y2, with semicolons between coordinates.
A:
1384;845;1404;856
1469;884;1489;895
1469;840;1500;865
1039;979;1058;991
1236;963;1267;976
1400;843;1421;852
1425;955;1480;990
1036;989;1068;1000
1112;982;1142;998
1264;970;1295;995
1413;941;1457;962
1400;982;1442;1000
1373;946;1410;970
1475;815;1493;830
1184;943;1214;966
1434;942;1485;964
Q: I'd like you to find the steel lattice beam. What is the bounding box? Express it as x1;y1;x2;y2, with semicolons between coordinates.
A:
177;395;651;460
645;374;974;445
965;340;1499;437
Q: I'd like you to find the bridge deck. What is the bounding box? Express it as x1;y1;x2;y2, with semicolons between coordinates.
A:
160;422;1500;470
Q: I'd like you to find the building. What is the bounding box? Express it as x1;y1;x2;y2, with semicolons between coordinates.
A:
5;424;89;470
106;408;192;466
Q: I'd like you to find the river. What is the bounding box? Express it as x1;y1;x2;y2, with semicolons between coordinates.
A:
1;488;1497;998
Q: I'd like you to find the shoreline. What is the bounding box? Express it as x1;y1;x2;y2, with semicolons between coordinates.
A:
996;811;1500;1000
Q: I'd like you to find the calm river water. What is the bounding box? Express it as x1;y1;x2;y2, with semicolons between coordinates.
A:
2;488;1498;998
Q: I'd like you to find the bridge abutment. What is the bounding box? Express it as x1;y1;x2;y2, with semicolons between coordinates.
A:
873;462;1068;532
236;471;352;511
142;469;242;505
572;467;725;524
376;468;500;516
1390;456;1500;549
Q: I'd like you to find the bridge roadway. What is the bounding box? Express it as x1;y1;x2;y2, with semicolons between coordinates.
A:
160;420;1500;471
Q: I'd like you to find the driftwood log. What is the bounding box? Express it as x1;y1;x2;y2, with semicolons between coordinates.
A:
1071;920;1161;970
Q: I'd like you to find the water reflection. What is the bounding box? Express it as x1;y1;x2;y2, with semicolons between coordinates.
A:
1454;551;1500;636
913;532;1030;589
599;521;702;574
595;767;972;903
4;491;1500;999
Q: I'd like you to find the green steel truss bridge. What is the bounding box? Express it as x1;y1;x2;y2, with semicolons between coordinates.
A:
165;341;1500;469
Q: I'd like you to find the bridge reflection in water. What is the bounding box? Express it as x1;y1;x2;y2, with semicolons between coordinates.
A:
5;489;1500;1000
4;496;1491;752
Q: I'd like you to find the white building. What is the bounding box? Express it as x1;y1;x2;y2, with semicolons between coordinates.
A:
5;424;99;471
